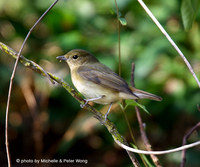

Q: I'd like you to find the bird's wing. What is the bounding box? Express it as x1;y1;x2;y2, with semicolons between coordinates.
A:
77;65;134;95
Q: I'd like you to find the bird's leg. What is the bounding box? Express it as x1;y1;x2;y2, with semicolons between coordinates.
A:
104;103;113;122
80;95;105;108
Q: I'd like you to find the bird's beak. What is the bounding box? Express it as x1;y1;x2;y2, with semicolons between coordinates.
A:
56;55;67;61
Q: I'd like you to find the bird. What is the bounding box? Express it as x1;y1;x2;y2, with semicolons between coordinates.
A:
57;49;162;119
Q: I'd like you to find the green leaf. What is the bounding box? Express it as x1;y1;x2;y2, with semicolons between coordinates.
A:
130;142;137;149
124;99;137;111
118;102;125;110
181;0;200;30
110;7;127;26
118;17;127;26
136;102;150;115
123;100;150;115
125;99;138;106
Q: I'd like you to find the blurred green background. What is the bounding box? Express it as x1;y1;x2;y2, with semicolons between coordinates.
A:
0;0;200;166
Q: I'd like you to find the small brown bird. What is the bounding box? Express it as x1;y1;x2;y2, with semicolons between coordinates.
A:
57;49;162;119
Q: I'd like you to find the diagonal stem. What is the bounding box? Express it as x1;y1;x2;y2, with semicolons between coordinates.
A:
137;0;200;88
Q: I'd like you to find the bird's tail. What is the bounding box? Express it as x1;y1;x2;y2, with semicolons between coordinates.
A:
130;87;162;101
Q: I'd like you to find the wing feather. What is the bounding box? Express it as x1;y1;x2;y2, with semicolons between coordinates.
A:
77;65;133;95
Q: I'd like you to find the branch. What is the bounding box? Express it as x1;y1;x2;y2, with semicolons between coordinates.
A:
0;42;140;167
137;0;200;88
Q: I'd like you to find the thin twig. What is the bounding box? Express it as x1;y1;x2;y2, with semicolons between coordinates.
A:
131;63;162;167
135;107;162;166
4;1;59;166
136;0;200;88
131;63;136;87
114;0;121;77
181;122;200;167
115;140;200;155
1;42;200;156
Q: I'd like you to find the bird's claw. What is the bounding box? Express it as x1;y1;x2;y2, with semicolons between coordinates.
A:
103;113;108;124
80;100;88;108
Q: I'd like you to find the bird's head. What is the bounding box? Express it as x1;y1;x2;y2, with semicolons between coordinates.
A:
56;49;98;69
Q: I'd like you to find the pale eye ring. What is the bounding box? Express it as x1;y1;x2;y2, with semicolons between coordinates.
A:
73;55;78;59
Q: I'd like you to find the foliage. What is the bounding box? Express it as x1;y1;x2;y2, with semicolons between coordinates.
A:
181;0;200;30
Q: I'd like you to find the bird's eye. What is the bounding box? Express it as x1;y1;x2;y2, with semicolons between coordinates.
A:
72;55;78;59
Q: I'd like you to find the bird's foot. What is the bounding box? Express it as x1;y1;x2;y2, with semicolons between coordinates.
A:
102;113;108;124
102;103;113;124
80;100;88;108
80;95;105;108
